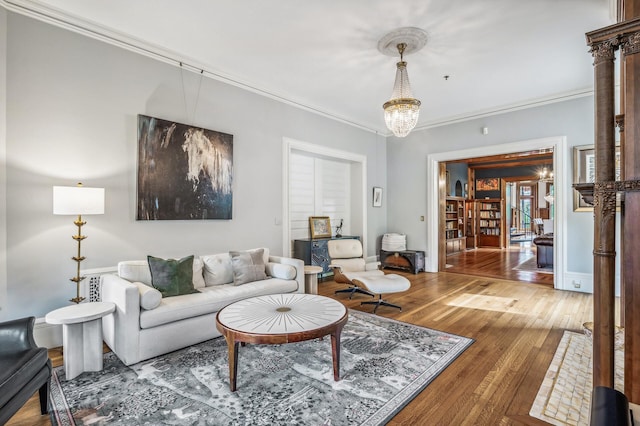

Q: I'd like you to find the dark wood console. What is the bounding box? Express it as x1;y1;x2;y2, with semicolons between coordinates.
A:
380;249;425;274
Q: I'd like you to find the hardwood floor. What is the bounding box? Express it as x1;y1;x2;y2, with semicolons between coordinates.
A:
9;267;588;425
446;243;554;286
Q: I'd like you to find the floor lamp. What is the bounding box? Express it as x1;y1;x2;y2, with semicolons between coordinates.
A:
53;183;105;303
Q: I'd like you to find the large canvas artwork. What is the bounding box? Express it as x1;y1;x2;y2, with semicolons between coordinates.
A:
137;115;233;220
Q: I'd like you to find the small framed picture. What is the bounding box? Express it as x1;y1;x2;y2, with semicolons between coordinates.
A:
373;187;383;207
476;178;499;191
309;216;332;239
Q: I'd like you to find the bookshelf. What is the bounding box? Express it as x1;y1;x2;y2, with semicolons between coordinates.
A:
445;197;466;254
465;200;476;249
477;199;503;248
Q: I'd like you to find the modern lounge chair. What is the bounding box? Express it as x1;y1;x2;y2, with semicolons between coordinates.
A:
328;239;383;299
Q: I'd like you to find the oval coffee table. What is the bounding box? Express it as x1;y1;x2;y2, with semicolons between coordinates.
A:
216;293;348;391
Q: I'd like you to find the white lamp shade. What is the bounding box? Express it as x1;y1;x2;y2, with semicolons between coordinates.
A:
53;186;105;215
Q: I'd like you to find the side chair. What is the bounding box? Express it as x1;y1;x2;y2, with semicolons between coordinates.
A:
0;316;51;424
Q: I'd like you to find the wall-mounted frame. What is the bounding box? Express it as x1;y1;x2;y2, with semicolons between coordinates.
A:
309;216;332;238
573;144;621;211
137;114;233;220
476;178;499;191
373;187;383;207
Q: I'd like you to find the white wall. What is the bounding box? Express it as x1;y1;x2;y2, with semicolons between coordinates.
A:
0;7;7;318
387;96;596;278
3;12;387;319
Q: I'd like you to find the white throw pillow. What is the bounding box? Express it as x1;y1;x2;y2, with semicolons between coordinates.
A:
266;262;296;280
192;257;206;289
132;281;162;310
202;253;233;286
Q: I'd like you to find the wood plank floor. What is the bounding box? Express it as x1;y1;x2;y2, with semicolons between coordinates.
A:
446;243;554;286
9;269;588;425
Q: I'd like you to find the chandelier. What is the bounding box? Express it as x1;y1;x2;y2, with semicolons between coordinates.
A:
379;28;427;138
383;43;421;137
539;167;554;182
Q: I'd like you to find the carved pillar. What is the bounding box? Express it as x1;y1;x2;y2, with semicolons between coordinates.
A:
621;28;640;402
590;38;618;388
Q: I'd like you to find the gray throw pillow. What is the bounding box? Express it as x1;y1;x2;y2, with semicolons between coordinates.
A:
147;255;198;297
230;249;267;286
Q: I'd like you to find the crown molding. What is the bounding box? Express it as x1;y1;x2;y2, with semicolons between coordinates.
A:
2;0;599;139
414;89;594;131
0;0;382;135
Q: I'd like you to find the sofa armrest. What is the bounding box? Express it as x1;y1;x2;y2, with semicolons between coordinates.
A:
269;255;305;294
0;316;37;353
100;274;142;365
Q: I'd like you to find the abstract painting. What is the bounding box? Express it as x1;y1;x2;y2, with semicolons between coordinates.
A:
137;115;233;220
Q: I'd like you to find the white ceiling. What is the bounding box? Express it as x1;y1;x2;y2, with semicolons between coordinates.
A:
4;0;615;134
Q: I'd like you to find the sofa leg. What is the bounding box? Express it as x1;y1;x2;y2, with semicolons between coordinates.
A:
39;379;50;414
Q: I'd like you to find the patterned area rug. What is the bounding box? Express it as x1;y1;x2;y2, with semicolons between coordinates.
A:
513;257;554;274
529;331;624;425
50;310;473;425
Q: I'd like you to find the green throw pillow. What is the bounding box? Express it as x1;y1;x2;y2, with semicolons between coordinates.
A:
147;255;198;297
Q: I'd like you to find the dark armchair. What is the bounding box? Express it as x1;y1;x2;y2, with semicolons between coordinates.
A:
0;316;51;424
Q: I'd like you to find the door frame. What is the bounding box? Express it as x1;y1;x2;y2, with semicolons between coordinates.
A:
427;136;566;290
282;138;368;258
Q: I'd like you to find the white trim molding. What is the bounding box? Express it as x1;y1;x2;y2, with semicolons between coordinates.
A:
427;136;568;290
282;138;368;258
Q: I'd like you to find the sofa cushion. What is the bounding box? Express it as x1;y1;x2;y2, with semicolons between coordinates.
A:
230;249;267;285
192;258;206;289
119;258;205;289
118;260;152;285
266;262;296;280
148;255;198;298
202;248;270;287
139;278;297;329
331;258;366;272
131;282;162;310
202;253;233;286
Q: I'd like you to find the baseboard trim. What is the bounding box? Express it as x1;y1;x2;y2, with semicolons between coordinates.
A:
34;317;62;349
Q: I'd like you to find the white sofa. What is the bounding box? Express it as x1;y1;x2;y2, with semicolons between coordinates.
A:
101;248;304;365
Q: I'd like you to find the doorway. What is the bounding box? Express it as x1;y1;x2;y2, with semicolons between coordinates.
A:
427;136;566;290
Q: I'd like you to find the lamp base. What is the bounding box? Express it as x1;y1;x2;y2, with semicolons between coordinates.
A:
70;296;86;304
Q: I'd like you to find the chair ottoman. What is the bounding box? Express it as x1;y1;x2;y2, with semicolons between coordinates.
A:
533;233;554;268
352;274;411;313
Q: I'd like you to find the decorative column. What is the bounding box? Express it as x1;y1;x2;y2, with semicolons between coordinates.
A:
579;14;640;402
589;37;618;389
621;28;640;402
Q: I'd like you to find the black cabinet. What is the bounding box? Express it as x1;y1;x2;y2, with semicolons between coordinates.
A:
294;236;359;277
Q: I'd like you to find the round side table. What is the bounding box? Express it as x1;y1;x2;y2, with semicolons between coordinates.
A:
303;265;323;294
45;302;115;380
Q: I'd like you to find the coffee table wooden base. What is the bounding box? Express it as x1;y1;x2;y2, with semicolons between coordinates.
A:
215;294;348;392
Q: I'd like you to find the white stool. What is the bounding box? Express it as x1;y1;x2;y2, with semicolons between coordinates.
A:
352;274;411;313
303;265;323;294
